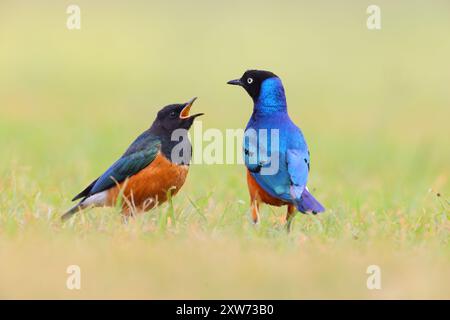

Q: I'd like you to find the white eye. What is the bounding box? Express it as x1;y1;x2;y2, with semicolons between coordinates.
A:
247;77;253;84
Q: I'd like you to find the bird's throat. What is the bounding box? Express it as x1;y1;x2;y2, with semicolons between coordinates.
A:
253;78;287;115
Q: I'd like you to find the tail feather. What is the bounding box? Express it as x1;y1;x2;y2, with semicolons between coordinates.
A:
62;190;108;222
295;188;325;214
61;201;84;222
72;179;98;201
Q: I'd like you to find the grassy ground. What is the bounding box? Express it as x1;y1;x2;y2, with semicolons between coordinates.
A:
0;0;449;299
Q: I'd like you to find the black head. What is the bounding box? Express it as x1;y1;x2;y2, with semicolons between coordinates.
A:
152;97;203;133
227;70;278;102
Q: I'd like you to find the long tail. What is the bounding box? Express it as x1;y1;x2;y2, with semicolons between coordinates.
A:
62;191;108;222
61;201;84;222
295;188;325;214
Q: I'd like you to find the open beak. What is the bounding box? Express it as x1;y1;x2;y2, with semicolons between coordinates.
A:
227;79;242;86
180;97;204;119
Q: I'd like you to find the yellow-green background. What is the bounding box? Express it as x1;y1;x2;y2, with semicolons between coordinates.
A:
0;0;449;299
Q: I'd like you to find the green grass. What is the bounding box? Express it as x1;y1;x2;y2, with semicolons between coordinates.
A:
0;0;449;299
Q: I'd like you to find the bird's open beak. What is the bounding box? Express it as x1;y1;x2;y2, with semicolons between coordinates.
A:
227;79;242;86
180;97;204;119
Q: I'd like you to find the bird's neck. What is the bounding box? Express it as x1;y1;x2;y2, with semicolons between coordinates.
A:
149;124;192;165
253;78;287;116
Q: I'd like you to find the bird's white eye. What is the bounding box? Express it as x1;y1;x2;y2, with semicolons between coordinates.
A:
247;77;253;84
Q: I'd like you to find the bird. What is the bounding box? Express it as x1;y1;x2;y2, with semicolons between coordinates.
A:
227;70;325;231
62;97;203;221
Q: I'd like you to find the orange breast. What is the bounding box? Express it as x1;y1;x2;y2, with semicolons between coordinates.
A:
247;170;287;206
107;152;189;212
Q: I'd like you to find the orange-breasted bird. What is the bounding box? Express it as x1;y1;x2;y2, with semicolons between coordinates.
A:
62;97;203;221
228;70;325;231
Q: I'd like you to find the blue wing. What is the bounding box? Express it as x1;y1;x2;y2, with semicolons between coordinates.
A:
286;148;309;199
286;137;324;213
243;122;310;203
72;132;161;201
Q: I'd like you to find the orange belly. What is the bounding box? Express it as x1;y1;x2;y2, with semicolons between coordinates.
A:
246;170;287;206
107;153;189;212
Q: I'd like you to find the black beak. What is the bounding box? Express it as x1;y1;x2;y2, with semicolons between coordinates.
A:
227;79;242;86
180;97;204;119
190;112;204;119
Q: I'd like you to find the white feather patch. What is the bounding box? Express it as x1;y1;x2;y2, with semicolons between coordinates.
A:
82;191;107;207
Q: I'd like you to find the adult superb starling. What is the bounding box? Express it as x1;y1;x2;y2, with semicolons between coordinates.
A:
228;70;325;231
62;98;203;221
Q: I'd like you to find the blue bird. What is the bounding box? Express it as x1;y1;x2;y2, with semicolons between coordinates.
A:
228;70;325;230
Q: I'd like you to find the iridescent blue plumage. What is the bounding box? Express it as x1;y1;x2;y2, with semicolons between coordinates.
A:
230;70;325;219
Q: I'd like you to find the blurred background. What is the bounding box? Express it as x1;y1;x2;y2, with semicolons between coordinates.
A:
0;0;449;299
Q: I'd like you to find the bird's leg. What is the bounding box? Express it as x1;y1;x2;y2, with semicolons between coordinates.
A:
121;206;135;223
250;199;260;224
246;170;261;225
286;204;296;232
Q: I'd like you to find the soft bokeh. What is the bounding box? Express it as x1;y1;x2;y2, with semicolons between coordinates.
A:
0;0;449;299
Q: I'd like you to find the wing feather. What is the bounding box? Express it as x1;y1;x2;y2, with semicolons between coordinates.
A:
72;132;161;201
